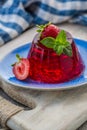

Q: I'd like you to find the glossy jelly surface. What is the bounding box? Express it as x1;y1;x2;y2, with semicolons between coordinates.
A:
27;34;85;83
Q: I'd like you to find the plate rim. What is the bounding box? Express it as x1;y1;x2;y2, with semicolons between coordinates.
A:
0;75;87;91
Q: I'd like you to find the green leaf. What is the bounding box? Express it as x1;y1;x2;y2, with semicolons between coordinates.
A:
53;44;58;51
56;30;66;43
63;47;72;57
40;37;55;48
64;41;71;47
16;54;21;61
37;29;42;32
56;46;64;55
39;25;45;28
67;44;72;50
11;63;15;67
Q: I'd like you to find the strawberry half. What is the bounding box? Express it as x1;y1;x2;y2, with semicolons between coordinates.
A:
12;54;30;80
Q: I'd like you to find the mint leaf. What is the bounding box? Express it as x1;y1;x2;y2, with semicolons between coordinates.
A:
53;44;58;51
64;41;70;46
67;44;72;50
41;37;55;48
56;46;64;55
56;30;66;43
53;45;64;55
63;47;72;57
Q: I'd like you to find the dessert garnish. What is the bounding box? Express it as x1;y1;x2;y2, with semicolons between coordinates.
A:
40;30;72;56
37;23;72;56
12;54;30;80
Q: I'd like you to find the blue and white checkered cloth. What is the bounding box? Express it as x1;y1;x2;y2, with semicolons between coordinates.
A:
0;0;87;45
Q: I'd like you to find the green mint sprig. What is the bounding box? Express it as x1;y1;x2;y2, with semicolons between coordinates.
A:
40;30;73;57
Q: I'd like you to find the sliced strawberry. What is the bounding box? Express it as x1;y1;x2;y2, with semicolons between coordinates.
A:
12;54;30;80
41;24;60;39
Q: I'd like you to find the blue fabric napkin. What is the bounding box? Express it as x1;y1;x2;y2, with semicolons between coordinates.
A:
0;0;87;45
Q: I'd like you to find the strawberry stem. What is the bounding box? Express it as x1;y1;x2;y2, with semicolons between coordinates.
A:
11;63;15;66
36;22;51;35
16;54;21;61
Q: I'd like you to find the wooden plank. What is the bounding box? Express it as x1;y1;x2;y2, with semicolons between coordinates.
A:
0;24;87;130
1;84;85;130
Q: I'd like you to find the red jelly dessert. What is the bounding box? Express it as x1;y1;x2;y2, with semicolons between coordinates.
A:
27;23;85;83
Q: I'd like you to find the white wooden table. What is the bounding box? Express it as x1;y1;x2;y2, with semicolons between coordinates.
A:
0;23;87;130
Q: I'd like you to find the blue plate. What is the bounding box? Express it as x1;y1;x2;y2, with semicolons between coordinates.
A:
0;39;87;90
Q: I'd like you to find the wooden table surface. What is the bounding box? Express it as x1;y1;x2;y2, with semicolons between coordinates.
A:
0;23;87;130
